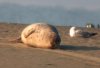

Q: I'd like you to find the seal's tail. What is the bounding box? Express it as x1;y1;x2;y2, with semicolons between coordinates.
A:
9;37;22;43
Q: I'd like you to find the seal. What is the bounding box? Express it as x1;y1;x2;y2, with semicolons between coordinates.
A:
15;23;61;49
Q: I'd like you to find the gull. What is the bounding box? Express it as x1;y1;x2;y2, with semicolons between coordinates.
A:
69;26;97;38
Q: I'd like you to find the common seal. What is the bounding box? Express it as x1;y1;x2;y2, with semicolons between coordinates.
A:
20;23;61;49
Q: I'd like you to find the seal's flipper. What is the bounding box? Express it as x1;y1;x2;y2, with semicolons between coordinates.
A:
10;37;22;43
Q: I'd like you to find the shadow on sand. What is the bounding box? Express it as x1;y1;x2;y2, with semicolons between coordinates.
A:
59;45;100;51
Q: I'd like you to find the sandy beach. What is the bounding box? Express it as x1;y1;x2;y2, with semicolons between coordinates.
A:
0;23;100;68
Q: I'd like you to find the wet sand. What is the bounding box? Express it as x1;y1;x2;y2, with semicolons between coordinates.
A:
0;23;100;68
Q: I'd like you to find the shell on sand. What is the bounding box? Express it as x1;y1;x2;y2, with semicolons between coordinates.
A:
21;23;61;49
